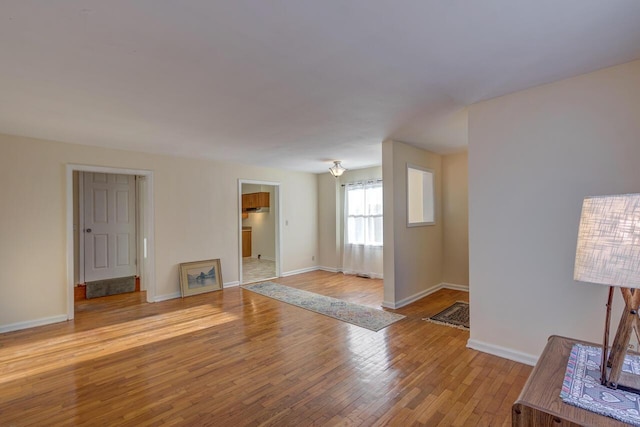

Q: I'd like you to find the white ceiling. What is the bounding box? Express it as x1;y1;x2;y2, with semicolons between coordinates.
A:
1;1;640;173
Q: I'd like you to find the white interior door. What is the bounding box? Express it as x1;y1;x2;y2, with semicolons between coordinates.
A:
84;172;136;282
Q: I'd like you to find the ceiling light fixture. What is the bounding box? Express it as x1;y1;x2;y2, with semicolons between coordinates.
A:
329;161;346;178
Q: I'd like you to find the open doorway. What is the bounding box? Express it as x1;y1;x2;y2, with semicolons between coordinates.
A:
66;164;155;321
238;180;280;284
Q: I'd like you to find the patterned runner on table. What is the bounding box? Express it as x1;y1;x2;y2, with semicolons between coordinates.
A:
561;343;640;426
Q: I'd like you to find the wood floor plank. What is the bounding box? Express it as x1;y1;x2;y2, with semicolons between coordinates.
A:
0;271;530;426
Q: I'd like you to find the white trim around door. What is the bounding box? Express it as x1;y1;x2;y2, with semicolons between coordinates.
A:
66;164;156;321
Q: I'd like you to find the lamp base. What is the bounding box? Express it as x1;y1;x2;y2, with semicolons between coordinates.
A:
601;287;640;393
610;370;640;394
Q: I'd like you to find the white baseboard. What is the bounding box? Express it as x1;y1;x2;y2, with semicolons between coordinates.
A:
281;266;319;277
381;284;442;309
382;282;469;309
155;281;240;300
0;314;68;334
318;266;340;273
154;291;181;302
466;338;538;366
441;282;469;292
223;281;240;288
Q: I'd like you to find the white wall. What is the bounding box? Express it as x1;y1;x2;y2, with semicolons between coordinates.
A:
468;59;640;363
317;173;340;270
442;151;469;287
0;133;318;330
382;140;443;307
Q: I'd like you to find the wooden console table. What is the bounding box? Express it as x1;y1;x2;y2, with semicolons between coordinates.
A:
512;335;629;426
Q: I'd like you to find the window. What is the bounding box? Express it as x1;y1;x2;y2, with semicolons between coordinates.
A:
345;181;383;246
407;164;435;226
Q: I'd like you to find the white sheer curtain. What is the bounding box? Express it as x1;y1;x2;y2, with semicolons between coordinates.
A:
342;180;383;278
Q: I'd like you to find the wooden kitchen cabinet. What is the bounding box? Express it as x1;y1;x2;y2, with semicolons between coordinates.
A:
242;192;270;211
257;192;269;207
242;229;252;257
242;193;252;210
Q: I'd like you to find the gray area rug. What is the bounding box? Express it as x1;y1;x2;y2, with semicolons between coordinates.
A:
242;282;405;332
424;301;469;330
86;276;135;299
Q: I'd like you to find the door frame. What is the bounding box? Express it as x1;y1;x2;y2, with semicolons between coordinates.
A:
66;164;156;320
238;179;281;284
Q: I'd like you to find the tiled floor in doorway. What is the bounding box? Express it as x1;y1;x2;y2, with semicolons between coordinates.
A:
242;257;276;284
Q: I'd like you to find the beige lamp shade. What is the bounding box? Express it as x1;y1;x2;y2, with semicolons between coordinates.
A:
574;193;640;288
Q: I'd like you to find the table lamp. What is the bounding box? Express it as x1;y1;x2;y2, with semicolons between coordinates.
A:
574;193;640;392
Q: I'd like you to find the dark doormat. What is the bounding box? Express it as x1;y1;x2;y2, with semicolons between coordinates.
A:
424;301;469;330
86;276;136;299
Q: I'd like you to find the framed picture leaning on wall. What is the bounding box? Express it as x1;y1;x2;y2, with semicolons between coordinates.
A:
179;259;223;297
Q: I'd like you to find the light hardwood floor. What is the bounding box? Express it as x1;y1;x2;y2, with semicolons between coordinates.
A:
0;271;531;426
